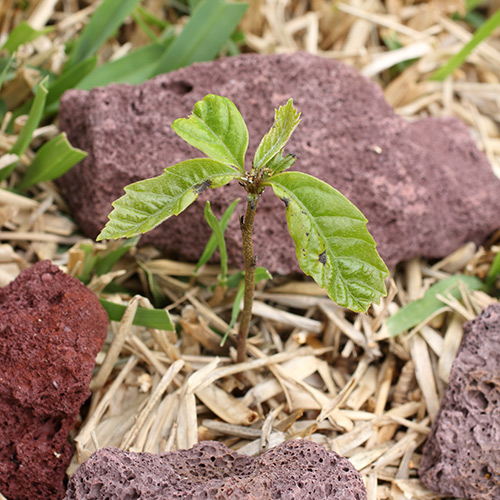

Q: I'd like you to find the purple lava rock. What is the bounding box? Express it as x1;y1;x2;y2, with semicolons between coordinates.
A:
419;303;500;499
64;439;367;500
0;261;108;500
57;52;500;273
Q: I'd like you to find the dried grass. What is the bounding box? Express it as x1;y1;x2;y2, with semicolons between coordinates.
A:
1;1;500;499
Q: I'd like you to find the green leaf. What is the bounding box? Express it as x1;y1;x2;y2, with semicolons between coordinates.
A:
45;56;97;111
253;98;301;170
430;8;500;81
387;275;485;336
76;41;171;89
95;236;141;276
100;299;174;331
201;201;232;285
17;133;87;190
0;76;48;181
266;152;296;176
195;198;240;272
268;171;388;312
172;94;248;172
226;266;272;288
10;76;48;156
486;251;500;290
65;0;141;68
2;21;53;54
97;159;239;241
0;55;14;89
149;0;248;77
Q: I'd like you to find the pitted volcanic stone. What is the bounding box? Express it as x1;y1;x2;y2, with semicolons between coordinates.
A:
64;439;367;499
57;52;500;272
419;303;500;499
0;261;108;500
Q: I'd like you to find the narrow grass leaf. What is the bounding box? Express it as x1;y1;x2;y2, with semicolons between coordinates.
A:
268;171;388;312
149;0;247;77
486;251;500;290
172;94;248;172
97;159;239;241
204;201;229;285
100;299;174;331
0;55;13;89
1;77;48;181
226;267;272;288
9;76;48;156
387;275;486;336
95;236;141;276
66;0;141;68
430;8;500;81
2;21;53;54
45;56;97;111
17;133;87;190
253;99;301;171
195;198;240;272
77;41;171;89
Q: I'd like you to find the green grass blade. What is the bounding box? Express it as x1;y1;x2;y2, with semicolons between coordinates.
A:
95;236;141;276
220;281;244;346
268;171;388;312
430;8;500;81
17;132;87;190
0;55;13;89
100;299;174;330
387;275;485;336
9;76;48;156
203;201;228;286
76;42;170;89
486;251;500;290
2;21;53;54
195;198;240;273
45;56;97;110
97;159;239;241
66;0;141;68
149;0;248;77
1;77;48;181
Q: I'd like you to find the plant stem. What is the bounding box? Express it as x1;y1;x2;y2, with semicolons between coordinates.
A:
237;194;258;363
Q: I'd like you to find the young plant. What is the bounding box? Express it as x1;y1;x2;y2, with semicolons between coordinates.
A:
97;94;389;362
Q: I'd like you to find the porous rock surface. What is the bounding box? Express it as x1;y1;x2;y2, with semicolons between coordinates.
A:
419;303;500;499
57;52;500;273
0;260;108;500
64;439;367;499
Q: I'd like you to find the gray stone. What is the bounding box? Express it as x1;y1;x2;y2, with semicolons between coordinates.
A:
57;52;500;273
64;439;367;499
419;303;500;499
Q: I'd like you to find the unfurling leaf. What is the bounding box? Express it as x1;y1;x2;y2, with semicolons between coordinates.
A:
266;151;296;176
172;94;248;172
268;171;388;312
253;98;301;170
97;159;238;241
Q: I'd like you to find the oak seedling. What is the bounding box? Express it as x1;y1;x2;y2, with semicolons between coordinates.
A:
97;94;389;362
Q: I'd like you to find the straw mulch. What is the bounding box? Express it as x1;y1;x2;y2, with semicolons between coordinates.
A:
1;1;499;499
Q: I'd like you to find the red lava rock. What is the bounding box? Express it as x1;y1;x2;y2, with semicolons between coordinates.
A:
0;260;108;500
57;52;500;273
64;439;367;499
419;303;500;499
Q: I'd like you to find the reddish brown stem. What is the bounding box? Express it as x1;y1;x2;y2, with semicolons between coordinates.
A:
236;195;258;363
